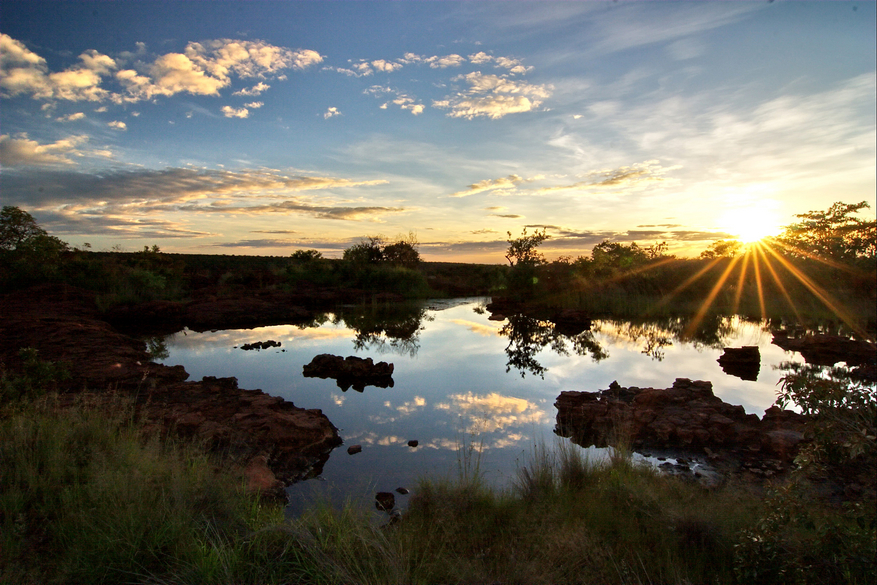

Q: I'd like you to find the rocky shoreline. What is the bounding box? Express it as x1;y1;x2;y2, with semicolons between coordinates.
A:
0;284;343;498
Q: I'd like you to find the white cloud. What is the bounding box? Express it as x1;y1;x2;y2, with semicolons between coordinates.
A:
324;106;341;119
221;105;249;118
57;112;86;122
1;34;116;101
244;101;264;109
107;120;127;130
1;34;321;104
0;134;88;166
429;54;466;68
371;59;403;73
436;72;553;119
233;81;270;96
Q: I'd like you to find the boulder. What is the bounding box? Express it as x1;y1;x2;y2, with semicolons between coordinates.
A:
303;354;394;392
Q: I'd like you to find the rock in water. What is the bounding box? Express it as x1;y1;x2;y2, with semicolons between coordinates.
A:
717;346;760;381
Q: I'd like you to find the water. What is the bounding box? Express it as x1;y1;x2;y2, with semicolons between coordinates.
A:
156;297;804;511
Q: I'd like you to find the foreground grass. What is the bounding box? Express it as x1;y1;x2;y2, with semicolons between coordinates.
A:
1;394;873;584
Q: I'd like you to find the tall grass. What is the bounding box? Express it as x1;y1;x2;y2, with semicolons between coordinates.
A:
3;390;871;583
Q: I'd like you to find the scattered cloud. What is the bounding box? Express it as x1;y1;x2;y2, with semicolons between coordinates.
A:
429;54;466;68
364;85;424;114
435;72;552;119
536;160;679;194
221;105;250;118
108;120;127;130
57;112;86;122
324;106;341;119
1;166;391;210
1;34;322;104
244;100;263;109
0;133;88;166
1;34;115;101
450;174;528;198
233;81;270;96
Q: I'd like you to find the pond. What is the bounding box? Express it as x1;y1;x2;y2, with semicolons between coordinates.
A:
156;297;806;512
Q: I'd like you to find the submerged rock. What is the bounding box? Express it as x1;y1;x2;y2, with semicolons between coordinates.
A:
303;353;394;392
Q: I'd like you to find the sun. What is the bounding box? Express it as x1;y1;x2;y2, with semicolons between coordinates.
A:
718;207;782;244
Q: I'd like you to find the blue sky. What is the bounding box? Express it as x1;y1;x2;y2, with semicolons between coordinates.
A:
1;0;874;262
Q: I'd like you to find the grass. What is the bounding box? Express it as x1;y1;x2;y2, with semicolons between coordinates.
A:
1;388;873;584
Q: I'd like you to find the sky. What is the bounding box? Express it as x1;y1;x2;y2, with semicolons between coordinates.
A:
1;0;874;263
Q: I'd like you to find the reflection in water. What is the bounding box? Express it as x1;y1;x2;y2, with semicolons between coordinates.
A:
500;314;608;378
435;392;548;438
336;303;432;357
497;312;777;378
156;298;826;509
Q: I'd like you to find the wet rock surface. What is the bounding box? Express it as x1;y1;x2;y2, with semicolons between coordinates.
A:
303;353;395;391
555;378;808;479
0;284;343;496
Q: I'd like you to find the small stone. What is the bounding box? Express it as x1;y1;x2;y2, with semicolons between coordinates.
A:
407;440;419;447
375;492;395;512
395;487;409;495
347;445;362;455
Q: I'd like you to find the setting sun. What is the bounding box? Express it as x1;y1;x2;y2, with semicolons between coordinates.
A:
718;208;782;244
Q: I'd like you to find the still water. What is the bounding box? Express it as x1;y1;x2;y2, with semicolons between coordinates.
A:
157;297;803;510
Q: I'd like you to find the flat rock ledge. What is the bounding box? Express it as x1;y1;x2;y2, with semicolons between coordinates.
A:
555;378;807;474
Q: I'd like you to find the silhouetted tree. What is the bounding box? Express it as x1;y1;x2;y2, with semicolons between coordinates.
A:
778;201;876;263
700;239;744;259
505;228;550;267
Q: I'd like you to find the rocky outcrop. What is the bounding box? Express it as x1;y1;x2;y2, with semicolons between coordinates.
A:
555;378;807;463
717;346;760;381
772;332;876;367
303;354;394;391
0;284;343;495
142;375;341;489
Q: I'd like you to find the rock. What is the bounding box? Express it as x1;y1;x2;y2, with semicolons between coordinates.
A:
302;354;394;392
771;333;876;367
347;445;362;455
240;340;281;351
407;440;419;447
551;309;592;336
555;378;807;465
244;454;285;500
395;487;410;495
717;346;760;381
375;492;395;512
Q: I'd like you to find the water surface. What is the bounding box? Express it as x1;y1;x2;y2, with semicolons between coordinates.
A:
157;298;804;510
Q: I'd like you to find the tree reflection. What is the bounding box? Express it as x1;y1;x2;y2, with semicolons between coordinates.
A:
500;314;608;378
335;302;432;357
